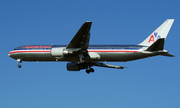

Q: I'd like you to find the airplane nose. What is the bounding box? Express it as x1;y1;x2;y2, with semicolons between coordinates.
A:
8;52;11;57
8;51;13;57
8;50;18;59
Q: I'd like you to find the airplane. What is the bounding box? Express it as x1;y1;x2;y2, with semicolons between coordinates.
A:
8;19;174;74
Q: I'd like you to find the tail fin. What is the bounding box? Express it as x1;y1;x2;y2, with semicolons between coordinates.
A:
139;19;174;46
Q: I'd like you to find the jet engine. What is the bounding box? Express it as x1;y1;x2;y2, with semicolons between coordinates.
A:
51;47;73;56
67;63;88;71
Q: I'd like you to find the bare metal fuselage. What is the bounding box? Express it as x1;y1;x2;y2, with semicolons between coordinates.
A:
9;45;158;63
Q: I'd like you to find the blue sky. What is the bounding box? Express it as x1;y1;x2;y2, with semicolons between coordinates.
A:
1;0;180;108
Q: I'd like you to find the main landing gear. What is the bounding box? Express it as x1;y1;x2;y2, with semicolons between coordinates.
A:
17;59;22;68
86;68;94;74
78;57;95;74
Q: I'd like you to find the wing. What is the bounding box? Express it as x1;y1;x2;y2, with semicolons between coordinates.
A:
66;21;92;50
94;62;127;69
64;21;92;60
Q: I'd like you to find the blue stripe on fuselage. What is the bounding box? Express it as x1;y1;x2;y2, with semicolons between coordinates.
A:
13;45;144;50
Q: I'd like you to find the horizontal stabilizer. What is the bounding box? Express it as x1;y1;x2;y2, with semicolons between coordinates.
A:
146;38;165;51
160;53;174;57
94;62;127;69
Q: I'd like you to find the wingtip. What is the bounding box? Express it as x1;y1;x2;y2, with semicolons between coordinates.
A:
85;21;92;23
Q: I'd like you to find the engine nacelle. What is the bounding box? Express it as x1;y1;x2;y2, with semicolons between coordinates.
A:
51;47;64;56
67;63;88;71
51;47;73;56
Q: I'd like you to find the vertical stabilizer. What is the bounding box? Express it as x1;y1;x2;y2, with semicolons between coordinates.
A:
139;19;174;46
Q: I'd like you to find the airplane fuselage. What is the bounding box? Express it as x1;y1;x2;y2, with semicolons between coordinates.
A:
8;45;158;62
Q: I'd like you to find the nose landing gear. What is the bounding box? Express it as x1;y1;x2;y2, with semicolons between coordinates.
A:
18;64;21;68
17;59;22;68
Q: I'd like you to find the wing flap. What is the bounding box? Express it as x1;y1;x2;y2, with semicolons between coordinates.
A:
94;62;127;69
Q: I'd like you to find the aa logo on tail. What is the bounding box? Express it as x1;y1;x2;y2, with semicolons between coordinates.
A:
148;32;161;43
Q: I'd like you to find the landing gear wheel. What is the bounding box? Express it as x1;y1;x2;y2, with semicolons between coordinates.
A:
86;69;90;74
90;68;94;73
86;68;94;74
18;64;21;68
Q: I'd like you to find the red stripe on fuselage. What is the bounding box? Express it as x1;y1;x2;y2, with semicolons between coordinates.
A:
8;50;51;54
